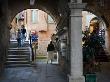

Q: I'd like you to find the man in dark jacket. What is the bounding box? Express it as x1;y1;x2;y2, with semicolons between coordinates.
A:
21;25;26;46
47;41;55;64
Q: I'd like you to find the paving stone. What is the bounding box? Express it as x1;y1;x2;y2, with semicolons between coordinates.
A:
0;62;68;82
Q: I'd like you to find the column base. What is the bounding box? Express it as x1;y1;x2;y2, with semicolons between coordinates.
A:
69;75;85;82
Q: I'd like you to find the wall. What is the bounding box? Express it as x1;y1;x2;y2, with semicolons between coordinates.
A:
0;0;10;74
38;23;56;55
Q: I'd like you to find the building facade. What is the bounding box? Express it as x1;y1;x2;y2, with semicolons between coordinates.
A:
10;9;56;55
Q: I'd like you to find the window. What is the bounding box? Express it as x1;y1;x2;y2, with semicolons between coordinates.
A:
31;10;38;24
48;15;54;23
15;18;17;23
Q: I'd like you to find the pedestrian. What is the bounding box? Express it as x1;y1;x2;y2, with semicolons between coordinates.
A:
47;41;55;64
21;25;26;46
17;29;21;47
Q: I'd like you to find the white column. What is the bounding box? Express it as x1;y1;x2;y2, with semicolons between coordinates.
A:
69;2;86;82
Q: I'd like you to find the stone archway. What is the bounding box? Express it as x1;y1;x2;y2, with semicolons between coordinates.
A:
8;0;61;26
0;0;61;74
83;0;110;55
83;0;110;27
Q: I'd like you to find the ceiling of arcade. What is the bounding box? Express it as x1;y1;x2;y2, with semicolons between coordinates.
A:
8;0;110;27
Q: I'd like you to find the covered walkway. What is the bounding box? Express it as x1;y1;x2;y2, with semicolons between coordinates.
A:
1;0;110;82
0;62;67;82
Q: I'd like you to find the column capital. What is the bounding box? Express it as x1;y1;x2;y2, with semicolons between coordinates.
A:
69;2;87;9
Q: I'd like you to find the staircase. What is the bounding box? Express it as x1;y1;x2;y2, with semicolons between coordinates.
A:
95;48;109;62
6;40;32;67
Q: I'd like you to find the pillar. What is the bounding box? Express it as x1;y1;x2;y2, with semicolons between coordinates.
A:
68;2;86;82
0;0;9;74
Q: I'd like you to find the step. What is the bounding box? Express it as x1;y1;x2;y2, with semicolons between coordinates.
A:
8;49;31;53
8;50;30;52
6;42;32;67
9;43;30;48
9;41;30;44
7;58;28;61
8;52;30;55
5;63;34;67
6;61;30;64
7;55;29;57
95;55;109;62
10;40;29;42
7;56;29;60
9;47;30;50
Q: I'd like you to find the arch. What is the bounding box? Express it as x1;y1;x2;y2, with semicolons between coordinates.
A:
8;0;61;26
11;9;57;25
83;0;109;28
84;9;108;28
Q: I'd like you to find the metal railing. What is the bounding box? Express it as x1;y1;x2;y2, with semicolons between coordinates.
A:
29;34;34;62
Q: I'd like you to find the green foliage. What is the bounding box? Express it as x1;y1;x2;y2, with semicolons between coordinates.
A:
82;29;105;62
82;29;105;73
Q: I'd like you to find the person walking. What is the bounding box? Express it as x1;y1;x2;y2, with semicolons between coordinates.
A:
21;25;26;47
47;41;55;64
17;29;21;47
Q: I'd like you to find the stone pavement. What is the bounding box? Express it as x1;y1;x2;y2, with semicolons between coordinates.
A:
96;72;110;82
0;62;68;82
96;62;110;82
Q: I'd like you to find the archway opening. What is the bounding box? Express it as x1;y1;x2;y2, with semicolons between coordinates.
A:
9;9;59;65
82;11;109;74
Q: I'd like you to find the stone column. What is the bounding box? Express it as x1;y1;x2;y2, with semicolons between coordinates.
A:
68;2;86;82
0;0;9;74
